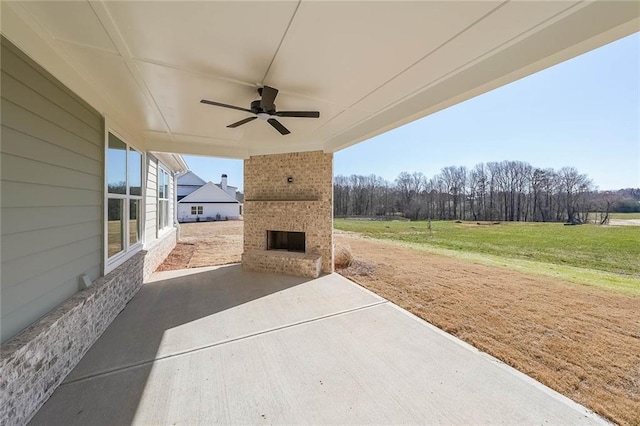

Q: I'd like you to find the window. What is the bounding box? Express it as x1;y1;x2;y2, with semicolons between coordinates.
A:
158;167;170;231
106;132;143;265
191;206;203;215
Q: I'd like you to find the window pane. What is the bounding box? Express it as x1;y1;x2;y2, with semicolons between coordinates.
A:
130;199;140;245
107;198;124;257
129;148;142;196
159;169;165;199
107;134;126;194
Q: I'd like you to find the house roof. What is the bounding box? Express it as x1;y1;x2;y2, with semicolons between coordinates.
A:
178;182;239;204
215;183;237;192
178;171;239;193
3;2;638;158
177;171;206;187
157;153;188;173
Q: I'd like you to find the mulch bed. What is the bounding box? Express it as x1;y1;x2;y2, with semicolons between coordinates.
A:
155;243;195;271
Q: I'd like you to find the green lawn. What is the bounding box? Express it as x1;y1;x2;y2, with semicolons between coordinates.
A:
334;219;640;277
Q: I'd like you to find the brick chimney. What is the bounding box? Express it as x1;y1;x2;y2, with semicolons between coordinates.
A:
221;174;228;191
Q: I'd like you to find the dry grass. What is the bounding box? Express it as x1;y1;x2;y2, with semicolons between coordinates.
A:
335;231;640;426
334;243;354;269
339;259;376;277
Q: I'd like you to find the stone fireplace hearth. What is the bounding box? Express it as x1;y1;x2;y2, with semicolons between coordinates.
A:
242;151;333;278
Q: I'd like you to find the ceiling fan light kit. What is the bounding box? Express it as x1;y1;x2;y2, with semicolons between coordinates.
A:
200;86;320;135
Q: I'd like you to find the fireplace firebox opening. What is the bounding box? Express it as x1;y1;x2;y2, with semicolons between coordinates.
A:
267;231;305;253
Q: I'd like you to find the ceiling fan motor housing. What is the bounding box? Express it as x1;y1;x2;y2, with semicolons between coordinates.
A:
251;99;274;114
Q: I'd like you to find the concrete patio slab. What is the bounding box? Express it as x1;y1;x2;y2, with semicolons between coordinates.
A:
30;266;606;425
64;264;383;382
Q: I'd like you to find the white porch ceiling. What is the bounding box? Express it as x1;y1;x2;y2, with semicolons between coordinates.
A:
2;1;639;159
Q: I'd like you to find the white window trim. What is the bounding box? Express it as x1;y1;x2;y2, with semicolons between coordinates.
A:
157;164;173;236
103;124;146;275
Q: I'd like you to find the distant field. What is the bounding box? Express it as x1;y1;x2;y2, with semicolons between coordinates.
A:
334;219;640;277
608;212;640;220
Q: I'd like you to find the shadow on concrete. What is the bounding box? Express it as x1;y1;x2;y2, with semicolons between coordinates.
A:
30;264;313;426
28;265;604;425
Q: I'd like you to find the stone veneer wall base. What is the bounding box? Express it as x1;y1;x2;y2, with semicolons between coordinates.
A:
143;228;178;279
0;228;177;426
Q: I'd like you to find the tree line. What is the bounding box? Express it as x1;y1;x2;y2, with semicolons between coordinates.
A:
334;161;639;223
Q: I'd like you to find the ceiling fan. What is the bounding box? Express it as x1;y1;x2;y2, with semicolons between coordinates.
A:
200;86;319;135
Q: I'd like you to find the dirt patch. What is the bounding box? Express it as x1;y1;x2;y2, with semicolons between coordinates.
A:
335;231;640;426
609;219;640;226
157;221;243;270
156;242;195;271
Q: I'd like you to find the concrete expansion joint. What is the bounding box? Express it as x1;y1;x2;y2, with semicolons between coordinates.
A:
61;300;389;387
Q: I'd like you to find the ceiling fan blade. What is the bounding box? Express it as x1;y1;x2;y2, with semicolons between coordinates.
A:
267;118;290;135
274;111;320;118
260;86;278;111
200;99;252;113
227;116;257;128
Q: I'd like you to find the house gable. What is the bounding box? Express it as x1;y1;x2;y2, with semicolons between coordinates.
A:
177;171;206;186
177;171;207;200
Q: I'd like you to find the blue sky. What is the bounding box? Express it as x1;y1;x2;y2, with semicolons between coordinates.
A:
184;33;639;192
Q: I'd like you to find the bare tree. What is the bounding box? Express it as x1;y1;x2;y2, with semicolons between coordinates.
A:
559;167;593;223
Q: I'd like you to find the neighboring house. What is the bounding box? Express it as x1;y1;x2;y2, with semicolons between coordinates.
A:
178;177;242;222
176;170;206;201
177;172;242;221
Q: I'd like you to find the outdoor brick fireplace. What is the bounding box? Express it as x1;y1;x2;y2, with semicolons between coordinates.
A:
242;151;333;278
